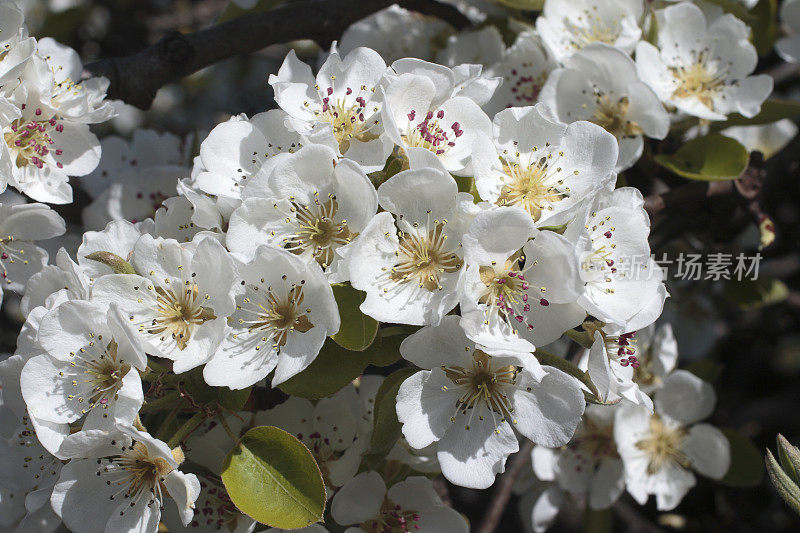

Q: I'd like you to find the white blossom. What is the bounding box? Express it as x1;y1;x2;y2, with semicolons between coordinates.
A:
614;370;730;510
635;2;773;121
203;245;339;389
396;316;585;488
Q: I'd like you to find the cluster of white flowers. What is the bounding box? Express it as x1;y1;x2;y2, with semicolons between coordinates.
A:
1;0;793;531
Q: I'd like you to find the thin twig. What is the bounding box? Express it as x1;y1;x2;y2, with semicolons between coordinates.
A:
477;439;535;533
84;0;470;109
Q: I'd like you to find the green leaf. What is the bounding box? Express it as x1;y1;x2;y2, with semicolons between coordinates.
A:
653;134;749;181
685;359;724;383
703;0;757;21
723;278;789;310
218;387;252;411
719;428;764;487
279;334;402;399
777;434;800;486
496;0;544;10
181;368;219;405
712;99;800;129
369;368;419;459
217;0;286;23
750;0;779;57
223;427;325;528
84;251;137;275
767;449;800;515
331;283;379;351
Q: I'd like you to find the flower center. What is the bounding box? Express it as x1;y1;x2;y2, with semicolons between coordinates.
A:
568;418;619;467
635;415;689;475
563;14;622;51
149;284;217;350
389;221;462;292
497;155;568;221
281;196;354;268
66;338;131;414
507;67;548;105
591;94;643;138
3;115;65;170
402;109;462;156
442;349;520;430
478;255;551;333
670;56;726;109
313;83;380;154
100;441;174;510
360;500;421;533
235;283;314;351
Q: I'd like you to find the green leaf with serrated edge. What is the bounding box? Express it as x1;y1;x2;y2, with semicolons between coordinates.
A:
497;0;544;10
685;359;724;383
369;368;419;459
279;334;402;399
84;251;136;274
217;0;286;23
654;134;748;181
777;435;800;486
222;426;325;528
711;99;800;130
331;283;379;351
719;428;764;487
535;350;598;397
767;449;800;515
218;386;252;411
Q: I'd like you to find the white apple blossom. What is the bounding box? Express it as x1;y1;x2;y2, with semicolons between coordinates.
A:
380;59;493;174
226;143;377;281
484;30;557;116
254;385;367;488
20;246;89;316
20;300;145;434
0;3;35;86
0;201;65;303
536;0;644;62
76;219;147;282
614;370;730;510
570;187;667;333
81;129;188;199
90;233;236;373
584;330;653;410
330;471;468;531
83;165;186;231
203;246;339;389
532;404;625;510
191;110;305;201
396;316;585;488
0;354;63;532
50;426;201;533
348;167;476;325
635;2;773;121
777;0;800;62
338;5;452;63
269;47;393;171
540;44;669;171
435;26;504;68
459;206;587;354
473;103;618;228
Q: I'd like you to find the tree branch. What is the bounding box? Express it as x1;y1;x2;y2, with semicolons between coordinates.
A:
477;439;534;533
84;0;470;109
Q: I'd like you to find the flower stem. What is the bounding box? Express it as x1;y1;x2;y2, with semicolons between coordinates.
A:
167;412;206;449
